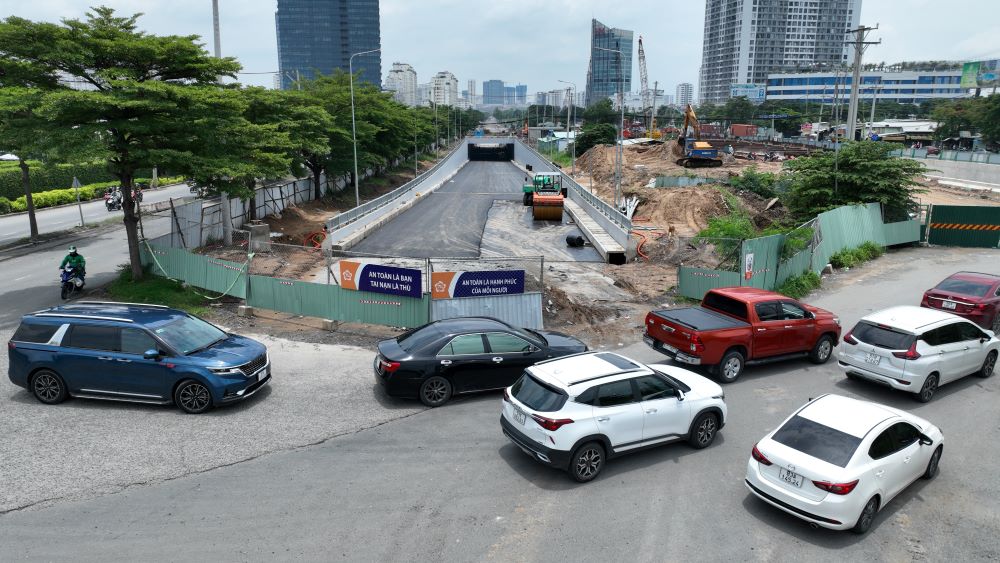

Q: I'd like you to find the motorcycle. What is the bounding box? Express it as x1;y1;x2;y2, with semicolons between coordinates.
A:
60;266;85;300
104;189;122;211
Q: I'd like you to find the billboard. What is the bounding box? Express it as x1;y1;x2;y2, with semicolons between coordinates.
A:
339;261;422;299
730;83;766;104
961;60;1000;89
431;270;525;299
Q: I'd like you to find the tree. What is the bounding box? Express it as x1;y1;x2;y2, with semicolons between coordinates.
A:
0;89;48;240
723;96;755;124
973;94;1000;146
784;141;926;219
930;97;983;140
5;7;243;280
582;99;617;125
574;123;617;155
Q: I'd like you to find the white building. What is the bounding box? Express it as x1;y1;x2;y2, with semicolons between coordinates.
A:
676;82;694;106
468;80;476;104
416;82;432;106
384;62;418;106
698;0;862;104
431;71;459;106
765;69;967;104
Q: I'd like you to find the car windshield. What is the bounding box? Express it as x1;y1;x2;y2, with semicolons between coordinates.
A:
852;321;916;350
150;315;227;355
511;373;567;412
936;278;994;297
772;415;862;468
396;325;444;353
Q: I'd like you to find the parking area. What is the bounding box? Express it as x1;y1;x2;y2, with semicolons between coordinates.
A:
1;246;999;561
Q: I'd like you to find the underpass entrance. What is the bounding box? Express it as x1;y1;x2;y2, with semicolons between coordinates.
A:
468;142;514;161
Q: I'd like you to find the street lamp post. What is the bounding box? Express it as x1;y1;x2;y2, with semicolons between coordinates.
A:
350;47;381;208
558;79;577;176
595;46;625;208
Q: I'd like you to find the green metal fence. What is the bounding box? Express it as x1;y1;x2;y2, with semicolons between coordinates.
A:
927;205;1000;248
676;203;921;299
142;244;248;299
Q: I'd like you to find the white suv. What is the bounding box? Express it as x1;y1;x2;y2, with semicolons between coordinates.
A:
500;351;727;482
838;305;999;402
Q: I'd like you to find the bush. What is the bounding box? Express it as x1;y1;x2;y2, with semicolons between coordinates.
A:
776;271;822;299
0;197;10;214
729;166;779;199
0;176;184;215
0;161;163;200
830;241;884;269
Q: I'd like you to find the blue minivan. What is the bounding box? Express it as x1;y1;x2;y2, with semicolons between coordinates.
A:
7;302;270;414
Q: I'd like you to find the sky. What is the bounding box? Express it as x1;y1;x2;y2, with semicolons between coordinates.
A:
6;0;1000;98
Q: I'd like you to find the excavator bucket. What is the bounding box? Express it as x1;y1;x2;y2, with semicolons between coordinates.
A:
532;193;564;221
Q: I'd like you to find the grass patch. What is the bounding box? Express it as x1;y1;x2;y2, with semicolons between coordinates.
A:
106;265;213;316
829;241;884;269
776;271;822;299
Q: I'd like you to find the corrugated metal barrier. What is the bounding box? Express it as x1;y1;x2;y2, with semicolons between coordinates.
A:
431;293;543;329
927;205;1000;248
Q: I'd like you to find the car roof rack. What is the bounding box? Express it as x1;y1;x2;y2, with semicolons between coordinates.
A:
567;367;647;387
73;301;170;309
534;350;594;365
34;313;135;323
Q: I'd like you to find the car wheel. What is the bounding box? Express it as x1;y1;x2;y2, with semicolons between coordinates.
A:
717;350;745;383
174;380;213;414
31;370;68;405
419;376;452;407
979;351;997;378
688;412;719;449
808;335;834;364
570;442;605;483
851;496;879;535
922;445;943;480
916;373;938;403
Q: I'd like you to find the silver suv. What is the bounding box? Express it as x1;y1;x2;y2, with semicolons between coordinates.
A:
500;351;728;482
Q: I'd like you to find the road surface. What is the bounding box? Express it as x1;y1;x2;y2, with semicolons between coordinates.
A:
1;246;997;562
0;183;190;246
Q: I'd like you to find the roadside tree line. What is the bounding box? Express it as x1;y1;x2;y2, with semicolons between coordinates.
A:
0;7;483;279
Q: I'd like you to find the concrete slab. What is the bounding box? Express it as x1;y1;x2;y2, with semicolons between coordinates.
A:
480;200;603;262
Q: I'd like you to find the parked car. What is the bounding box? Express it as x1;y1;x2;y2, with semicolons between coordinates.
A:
838;305;998;402
745;394;944;534
7;302;270;414
644;288;842;383
374;317;587;407
920;272;1000;333
501;351;727;482
925;146;940;155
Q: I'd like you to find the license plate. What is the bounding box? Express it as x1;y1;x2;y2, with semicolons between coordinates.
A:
864;352;881;366
513;407;527;425
942;301;956;310
663;343;678;354
779;468;804;488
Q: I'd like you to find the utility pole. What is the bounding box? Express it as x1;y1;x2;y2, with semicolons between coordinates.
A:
651;80;658;135
211;0;232;245
211;0;222;58
844;25;881;142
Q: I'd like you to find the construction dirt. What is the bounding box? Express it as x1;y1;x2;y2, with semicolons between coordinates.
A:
915;177;1000;207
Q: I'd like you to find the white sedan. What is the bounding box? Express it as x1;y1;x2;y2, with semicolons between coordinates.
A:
838;305;999;402
745;394;944;534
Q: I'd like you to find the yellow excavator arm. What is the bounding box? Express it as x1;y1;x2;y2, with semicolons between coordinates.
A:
680;104;700;141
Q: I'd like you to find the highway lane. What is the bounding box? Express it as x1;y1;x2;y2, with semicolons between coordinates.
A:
0;214;170;329
0;182;190;246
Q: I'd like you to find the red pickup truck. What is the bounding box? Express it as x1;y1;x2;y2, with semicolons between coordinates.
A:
643;287;841;383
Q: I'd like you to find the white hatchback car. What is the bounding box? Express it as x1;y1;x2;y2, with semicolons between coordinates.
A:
500;351;727;482
838;305;999;402
745;394;944;534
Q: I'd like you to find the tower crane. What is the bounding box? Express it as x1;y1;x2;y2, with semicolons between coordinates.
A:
637;36;659;138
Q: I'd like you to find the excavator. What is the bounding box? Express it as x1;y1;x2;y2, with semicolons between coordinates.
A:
522;172;565;221
673;104;722;168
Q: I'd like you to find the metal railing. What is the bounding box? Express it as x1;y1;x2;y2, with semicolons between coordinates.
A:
326;143;461;232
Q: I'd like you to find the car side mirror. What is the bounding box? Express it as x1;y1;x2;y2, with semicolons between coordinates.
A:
676;389;685;401
143;349;160;360
918;433;933;446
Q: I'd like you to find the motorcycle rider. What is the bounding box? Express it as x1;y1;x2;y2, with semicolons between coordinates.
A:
59;245;86;283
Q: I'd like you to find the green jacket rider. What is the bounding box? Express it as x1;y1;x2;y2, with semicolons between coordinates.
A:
59;246;86;273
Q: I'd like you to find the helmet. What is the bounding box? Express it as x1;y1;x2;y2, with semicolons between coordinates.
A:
68;245;77;253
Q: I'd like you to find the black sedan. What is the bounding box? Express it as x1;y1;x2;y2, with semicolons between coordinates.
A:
374;317;587;407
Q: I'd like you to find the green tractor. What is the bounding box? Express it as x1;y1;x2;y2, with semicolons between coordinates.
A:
522;172;566;220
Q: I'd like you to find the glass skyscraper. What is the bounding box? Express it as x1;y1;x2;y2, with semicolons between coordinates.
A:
584;19;633;107
275;0;381;90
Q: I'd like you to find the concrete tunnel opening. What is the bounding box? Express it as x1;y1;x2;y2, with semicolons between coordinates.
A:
468;142;514;161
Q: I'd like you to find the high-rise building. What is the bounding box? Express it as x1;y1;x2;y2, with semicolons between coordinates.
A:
698;0;861;104
384;62;417;106
584;19;634;106
416;83;432;106
504;86;515;105
515;84;528;105
275;0;381;90
431;71;459;106
483;79;505;104
676;82;694;107
468;80;477;104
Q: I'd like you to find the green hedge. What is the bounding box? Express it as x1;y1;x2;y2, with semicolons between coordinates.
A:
0;162;159;200
2;176;184;214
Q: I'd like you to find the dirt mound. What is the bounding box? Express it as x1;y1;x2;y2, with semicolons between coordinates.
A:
630;186;729;237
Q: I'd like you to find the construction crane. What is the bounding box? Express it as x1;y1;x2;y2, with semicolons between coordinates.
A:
637;36;651;133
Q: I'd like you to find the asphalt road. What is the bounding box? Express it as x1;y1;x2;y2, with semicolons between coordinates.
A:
0;182;190;246
353;161;526;258
0;214;171;329
1;246;998;562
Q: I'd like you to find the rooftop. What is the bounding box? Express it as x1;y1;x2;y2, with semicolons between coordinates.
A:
530;352;645;389
798;394;897;438
861;305;958;333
